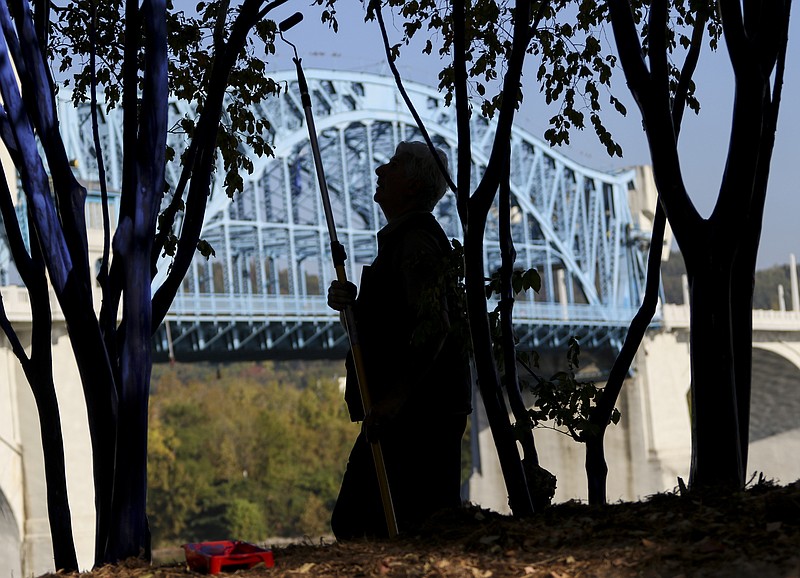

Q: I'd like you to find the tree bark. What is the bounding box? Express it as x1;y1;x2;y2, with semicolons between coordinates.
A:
464;222;534;516
452;0;537;517
686;250;743;489
607;0;789;492
27;366;80;571
585;203;666;505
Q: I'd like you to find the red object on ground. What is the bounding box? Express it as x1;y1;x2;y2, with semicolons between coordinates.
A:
182;540;275;574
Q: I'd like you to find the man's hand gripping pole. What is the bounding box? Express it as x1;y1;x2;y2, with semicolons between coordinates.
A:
280;14;398;539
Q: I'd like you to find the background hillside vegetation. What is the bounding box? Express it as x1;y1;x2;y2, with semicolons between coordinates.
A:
147;360;474;548
144;255;797;549
146;361;356;547
662;252;799;309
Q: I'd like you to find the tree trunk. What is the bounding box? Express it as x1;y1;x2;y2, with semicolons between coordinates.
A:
585;437;608;505
29;379;79;571
498;158;554;512
28;256;78;571
0;162;79;571
103;227;156;561
59;292;119;565
585;203;666;505
687;253;744;489
463;223;534;516
730;246;756;475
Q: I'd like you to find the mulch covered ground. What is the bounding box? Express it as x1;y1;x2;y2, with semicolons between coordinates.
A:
40;480;800;578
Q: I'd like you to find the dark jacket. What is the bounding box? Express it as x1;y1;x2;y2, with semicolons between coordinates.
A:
344;211;471;421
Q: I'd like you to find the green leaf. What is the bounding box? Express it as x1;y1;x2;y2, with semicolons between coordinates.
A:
523;268;541;292
197;239;216;259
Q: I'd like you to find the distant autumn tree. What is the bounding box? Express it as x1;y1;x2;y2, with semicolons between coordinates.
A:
0;0;290;567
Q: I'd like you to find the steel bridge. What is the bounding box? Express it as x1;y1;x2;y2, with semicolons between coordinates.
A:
7;70;653;361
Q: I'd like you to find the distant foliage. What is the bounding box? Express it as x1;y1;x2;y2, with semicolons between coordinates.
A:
753;264;800;310
661;251;798;310
147;361;355;547
660;251;688;304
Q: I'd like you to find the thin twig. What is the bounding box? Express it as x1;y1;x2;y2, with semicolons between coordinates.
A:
90;0;112;294
371;1;457;194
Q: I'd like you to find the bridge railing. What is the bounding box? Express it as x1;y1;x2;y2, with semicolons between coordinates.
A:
662;303;800;332
166;292;643;328
166;293;333;323
1;285;103;323
752;309;800;331
508;301;643;328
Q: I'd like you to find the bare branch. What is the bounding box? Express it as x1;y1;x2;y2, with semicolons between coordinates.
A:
256;0;292;20
8;0;89;276
742;0;791;251
453;0;470;229
718;0;749;73
0;6;72;290
470;0;533;217
607;0;701;240
584;201;665;504
607;0;651;100
90;0;112;298
33;0;49;51
672;11;707;133
498;151;544;490
213;0;230;48
151;140;197;274
0;177;32;364
151;0;268;330
372;1;456;194
0;299;29;365
647;0;671;114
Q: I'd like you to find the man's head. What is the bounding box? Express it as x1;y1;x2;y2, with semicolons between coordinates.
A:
374;141;450;219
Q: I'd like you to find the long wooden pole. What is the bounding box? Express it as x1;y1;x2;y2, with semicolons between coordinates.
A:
290;56;398;538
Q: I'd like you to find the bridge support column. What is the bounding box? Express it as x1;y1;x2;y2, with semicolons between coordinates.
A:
1;343;25;576
466;333;696;509
17;352;57;576
0;491;22;578
632;330;693;490
466;389;512;514
5;328;97;573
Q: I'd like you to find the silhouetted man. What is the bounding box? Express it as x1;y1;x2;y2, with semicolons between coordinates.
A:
327;141;471;539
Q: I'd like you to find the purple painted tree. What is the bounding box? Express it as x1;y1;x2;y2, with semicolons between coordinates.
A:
0;0;289;567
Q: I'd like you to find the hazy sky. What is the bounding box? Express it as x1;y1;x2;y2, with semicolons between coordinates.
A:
267;2;798;269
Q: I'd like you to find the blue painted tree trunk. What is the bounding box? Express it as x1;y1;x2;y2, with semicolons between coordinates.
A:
1;0;291;566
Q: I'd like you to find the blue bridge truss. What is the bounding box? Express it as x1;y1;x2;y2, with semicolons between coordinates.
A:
5;70;659;361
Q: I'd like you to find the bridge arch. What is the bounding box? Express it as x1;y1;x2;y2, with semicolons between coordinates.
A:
45;70;649;359
0;489;21;578
753;340;800;373
750;346;800;442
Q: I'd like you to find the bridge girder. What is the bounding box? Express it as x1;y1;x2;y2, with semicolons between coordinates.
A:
9;70;652;360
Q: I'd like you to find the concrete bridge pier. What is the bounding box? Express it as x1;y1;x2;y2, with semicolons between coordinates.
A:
467;305;800;510
467;342;691;511
1;343;25;577
1;324;96;575
0;491;22;578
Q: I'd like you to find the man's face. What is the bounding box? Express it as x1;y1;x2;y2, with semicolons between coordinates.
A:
374;152;420;218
